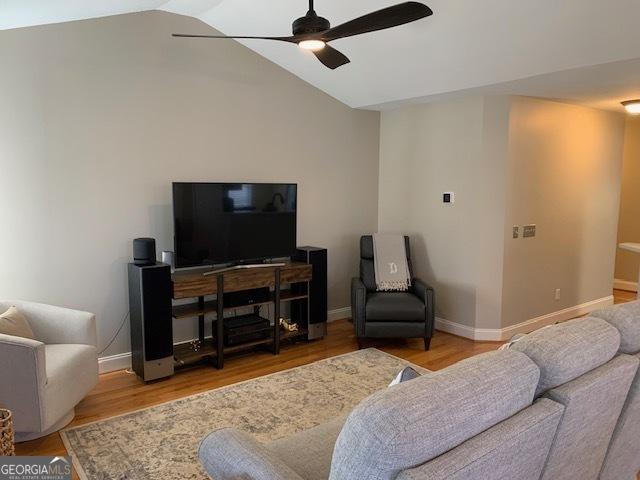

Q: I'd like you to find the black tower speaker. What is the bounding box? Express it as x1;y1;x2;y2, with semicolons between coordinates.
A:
133;238;156;266
291;246;327;340
127;262;174;381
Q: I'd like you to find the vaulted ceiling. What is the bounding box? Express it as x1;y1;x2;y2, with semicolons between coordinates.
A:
3;0;640;111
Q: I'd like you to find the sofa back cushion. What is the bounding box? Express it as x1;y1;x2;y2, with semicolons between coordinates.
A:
329;350;540;480
598;352;640;480
539;354;639;480
396;399;564;480
510;317;620;396
591;300;640;354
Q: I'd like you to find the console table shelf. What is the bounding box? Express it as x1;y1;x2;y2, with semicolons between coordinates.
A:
171;262;313;369
171;263;312;299
173;328;309;368
171;290;309;320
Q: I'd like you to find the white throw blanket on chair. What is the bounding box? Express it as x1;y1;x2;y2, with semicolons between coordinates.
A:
373;234;411;291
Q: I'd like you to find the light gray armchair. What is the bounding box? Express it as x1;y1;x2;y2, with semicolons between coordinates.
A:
0;300;98;441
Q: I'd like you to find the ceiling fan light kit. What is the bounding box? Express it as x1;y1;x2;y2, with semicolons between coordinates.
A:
622;100;640;115
298;39;326;51
172;1;433;69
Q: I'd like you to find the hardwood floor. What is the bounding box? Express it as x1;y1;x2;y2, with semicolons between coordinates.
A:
614;288;637;304
15;289;638;479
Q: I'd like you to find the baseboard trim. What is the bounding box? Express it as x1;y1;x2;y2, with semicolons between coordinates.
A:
98;352;131;374
328;306;351;322
99;306;352;374
614;278;638;292
435;295;614;342
434;317;478;339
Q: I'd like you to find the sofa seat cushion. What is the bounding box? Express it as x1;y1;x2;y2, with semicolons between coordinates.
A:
510;317;620;396
366;293;424;322
43;344;98;429
591;301;640;354
267;414;348;480
329;350;540;480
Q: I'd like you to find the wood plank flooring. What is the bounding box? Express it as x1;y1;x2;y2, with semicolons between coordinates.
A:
15;289;638;479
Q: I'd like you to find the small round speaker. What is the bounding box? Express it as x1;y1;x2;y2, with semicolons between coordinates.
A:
133;238;156;266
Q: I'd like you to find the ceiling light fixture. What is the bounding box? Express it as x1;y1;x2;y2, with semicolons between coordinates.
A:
622;100;640;115
172;2;433;69
298;39;326;51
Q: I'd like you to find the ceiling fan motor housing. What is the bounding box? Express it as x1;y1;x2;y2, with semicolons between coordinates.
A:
292;13;330;36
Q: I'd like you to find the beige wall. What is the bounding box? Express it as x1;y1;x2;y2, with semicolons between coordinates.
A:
379;95;625;332
501;98;625;327
378;96;509;329
615;117;640;285
0;11;380;357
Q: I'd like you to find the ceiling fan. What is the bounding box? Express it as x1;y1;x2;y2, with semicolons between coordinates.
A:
172;1;433;70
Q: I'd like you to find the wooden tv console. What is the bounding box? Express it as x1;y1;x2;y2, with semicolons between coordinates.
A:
171;262;313;369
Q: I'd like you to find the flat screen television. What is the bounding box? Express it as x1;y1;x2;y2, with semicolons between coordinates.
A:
172;182;297;268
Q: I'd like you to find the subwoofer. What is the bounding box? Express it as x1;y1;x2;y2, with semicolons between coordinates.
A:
128;262;174;381
291;246;327;340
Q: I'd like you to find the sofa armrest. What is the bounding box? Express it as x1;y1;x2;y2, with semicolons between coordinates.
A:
351;278;367;337
199;428;304;480
0;333;46;433
4;300;97;346
412;278;435;337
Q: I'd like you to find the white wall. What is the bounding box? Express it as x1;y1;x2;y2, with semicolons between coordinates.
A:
0;11;380;357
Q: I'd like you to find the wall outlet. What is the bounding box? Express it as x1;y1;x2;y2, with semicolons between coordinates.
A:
523;224;536;238
513;226;519;239
555;288;561;300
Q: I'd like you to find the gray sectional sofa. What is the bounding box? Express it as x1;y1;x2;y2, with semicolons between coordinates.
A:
199;301;640;480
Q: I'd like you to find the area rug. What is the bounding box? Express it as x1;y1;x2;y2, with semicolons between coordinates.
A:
61;348;427;480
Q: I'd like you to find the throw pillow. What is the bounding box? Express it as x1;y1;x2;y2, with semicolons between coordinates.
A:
498;323;558;350
498;333;527;350
0;306;36;340
388;366;421;386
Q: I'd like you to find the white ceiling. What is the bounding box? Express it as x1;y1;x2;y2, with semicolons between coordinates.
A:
3;0;640;111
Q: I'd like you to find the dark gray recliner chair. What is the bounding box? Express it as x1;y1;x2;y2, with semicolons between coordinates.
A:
351;235;435;350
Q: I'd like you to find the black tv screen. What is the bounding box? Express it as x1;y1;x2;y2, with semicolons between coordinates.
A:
172;182;297;268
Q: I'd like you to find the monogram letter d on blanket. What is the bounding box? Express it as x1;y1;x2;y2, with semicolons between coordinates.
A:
373;234;411;291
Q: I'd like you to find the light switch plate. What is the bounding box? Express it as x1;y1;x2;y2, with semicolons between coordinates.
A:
443;192;454;204
523;225;536;238
513;226;519;239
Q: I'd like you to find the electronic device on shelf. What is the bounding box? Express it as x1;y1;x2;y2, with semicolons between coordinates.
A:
223;314;271;346
172;182;297;269
224;288;271;308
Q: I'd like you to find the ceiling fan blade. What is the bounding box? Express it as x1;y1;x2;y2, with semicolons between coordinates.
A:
321;2;432;42
172;33;298;43
313;45;350;69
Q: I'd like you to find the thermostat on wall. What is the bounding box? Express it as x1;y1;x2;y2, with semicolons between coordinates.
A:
443;192;455;204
